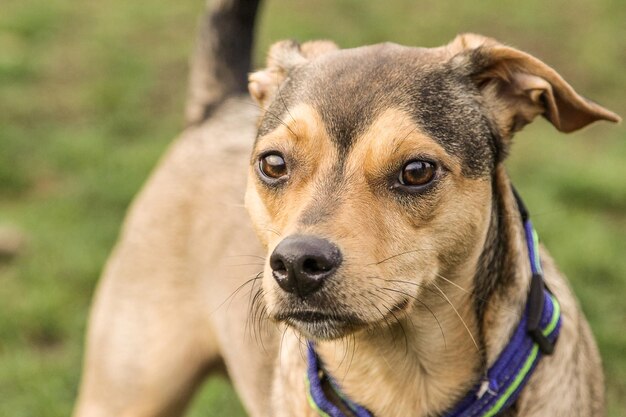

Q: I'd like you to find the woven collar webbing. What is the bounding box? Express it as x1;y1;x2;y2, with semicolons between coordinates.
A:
305;189;562;417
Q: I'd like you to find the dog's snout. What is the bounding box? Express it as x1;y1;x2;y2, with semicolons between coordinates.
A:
269;235;342;297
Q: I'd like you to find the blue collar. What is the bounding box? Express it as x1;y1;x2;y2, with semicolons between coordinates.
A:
305;189;562;417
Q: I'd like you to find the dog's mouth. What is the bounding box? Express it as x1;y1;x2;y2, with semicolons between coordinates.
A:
274;299;410;340
277;311;349;323
275;310;365;340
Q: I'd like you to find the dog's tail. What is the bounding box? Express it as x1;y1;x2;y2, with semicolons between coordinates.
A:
185;0;261;125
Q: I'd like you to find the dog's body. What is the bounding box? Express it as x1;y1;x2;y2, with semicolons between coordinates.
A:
73;1;619;416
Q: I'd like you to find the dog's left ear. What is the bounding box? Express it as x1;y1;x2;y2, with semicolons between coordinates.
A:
446;33;620;139
249;40;339;108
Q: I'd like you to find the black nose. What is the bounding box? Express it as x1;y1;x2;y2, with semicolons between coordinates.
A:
270;235;342;297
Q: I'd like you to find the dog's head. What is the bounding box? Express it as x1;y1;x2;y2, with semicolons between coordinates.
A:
245;34;619;340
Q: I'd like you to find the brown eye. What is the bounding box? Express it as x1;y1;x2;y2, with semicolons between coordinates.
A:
399;160;436;186
259;153;288;180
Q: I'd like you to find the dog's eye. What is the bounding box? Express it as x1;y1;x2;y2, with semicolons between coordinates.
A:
259;153;288;180
399;160;436;187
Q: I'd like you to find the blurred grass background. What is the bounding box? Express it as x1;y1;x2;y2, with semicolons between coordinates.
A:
0;0;624;415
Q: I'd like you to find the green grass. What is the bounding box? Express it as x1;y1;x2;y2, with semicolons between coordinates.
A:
0;0;624;415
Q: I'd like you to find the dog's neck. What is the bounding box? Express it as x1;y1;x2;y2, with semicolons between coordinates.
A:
314;165;532;417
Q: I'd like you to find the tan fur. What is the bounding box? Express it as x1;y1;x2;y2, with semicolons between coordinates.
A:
74;28;618;417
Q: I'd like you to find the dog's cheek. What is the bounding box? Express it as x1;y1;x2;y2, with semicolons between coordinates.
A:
430;178;492;270
374;220;442;291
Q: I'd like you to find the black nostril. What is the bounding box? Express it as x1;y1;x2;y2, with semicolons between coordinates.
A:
272;259;287;273
302;257;330;275
269;256;291;289
272;259;288;277
269;235;342;297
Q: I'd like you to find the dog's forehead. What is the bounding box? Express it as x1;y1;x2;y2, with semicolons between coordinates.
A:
259;43;497;177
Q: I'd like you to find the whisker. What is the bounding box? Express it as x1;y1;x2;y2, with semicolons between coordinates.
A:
367;290;409;354
432;282;479;353
244;280;258;337
245;276;270;352
226;262;266;267
370;274;516;314
366;289;402;345
254;304;269;353
433;272;516;313
375;286;446;349
337;334;352;375
434;272;474;296
225;254;266;261
366;248;437;267
362;294;400;373
264;227;282;237
373;288;422;352
295;331;308;363
212;271;263;314
368;276;446;302
388;305;409;355
278;324;291;370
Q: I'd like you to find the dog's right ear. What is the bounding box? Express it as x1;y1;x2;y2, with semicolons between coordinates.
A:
248;40;338;108
444;33;620;140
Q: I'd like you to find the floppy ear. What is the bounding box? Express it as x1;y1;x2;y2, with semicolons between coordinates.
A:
446;33;620;139
248;40;339;108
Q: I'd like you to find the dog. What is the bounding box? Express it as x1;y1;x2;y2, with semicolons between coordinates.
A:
72;0;621;416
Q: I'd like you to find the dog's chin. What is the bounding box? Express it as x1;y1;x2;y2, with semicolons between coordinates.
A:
275;311;365;340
